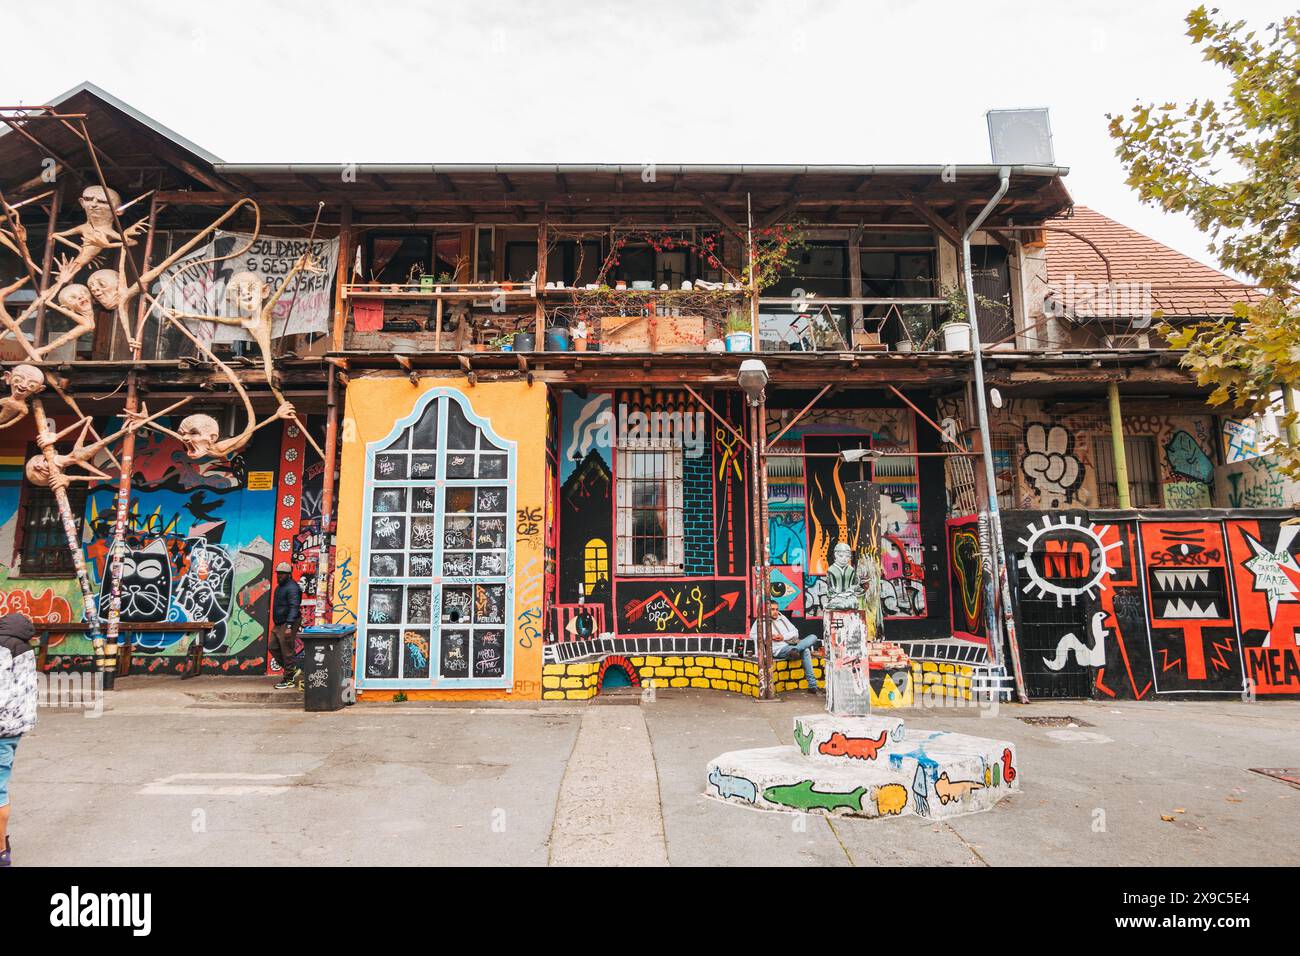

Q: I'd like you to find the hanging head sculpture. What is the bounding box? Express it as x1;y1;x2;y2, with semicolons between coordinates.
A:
159;405;298;461
23;398;190;491
0;364;45;430
87;269;123;309
34;282;98;358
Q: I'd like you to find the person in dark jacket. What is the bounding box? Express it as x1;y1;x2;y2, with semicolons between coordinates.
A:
270;563;303;689
0;612;38;867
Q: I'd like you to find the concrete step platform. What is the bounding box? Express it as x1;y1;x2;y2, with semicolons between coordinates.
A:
707;715;1019;820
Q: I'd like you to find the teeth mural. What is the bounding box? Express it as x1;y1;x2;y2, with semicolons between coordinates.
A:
1160;599;1219;619
1154;569;1211;590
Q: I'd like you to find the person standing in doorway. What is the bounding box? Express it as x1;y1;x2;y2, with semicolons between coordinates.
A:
271;562;303;689
0;612;38;866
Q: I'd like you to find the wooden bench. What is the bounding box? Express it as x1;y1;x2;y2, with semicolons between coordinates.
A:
32;621;217;679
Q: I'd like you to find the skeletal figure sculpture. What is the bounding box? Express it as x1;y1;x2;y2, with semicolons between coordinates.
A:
0;364;45;430
39;282;97;356
51;185;147;271
25;399;188;492
146;403;298;461
163;252;325;403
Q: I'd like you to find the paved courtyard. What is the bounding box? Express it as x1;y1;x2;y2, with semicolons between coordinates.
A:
10;677;1300;866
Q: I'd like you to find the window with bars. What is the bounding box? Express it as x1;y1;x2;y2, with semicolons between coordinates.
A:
19;480;88;576
1093;435;1160;507
615;444;684;574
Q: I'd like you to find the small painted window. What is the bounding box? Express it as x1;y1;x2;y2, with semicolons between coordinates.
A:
583;538;609;596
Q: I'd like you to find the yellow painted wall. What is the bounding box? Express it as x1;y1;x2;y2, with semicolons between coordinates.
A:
336;374;547;701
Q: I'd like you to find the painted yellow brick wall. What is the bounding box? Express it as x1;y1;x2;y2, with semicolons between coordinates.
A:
540;656;976;707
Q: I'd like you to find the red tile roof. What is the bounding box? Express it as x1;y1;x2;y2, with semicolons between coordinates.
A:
1043;206;1260;318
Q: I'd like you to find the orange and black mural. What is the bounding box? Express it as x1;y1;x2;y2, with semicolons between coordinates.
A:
1003;509;1300;699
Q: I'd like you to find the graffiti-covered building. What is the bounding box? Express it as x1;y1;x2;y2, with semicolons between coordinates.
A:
1;85;1294;703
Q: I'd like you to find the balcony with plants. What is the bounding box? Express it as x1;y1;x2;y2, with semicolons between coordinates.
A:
339;222;1005;357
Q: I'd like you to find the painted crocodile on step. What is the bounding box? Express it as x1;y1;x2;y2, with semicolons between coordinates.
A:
762;780;867;813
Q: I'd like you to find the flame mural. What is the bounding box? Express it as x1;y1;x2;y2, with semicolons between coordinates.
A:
806;437;870;575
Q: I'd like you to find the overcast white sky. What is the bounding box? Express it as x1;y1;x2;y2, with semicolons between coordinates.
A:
3;0;1282;275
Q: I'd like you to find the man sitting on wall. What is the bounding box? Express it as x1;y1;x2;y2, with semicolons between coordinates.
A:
749;602;821;694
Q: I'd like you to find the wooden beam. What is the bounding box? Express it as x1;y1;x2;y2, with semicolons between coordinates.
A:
900;190;962;248
331;202;353;350
756;195;802;231
534;203;548;345
0;118;87;184
150;189;1055;210
694;193;746;239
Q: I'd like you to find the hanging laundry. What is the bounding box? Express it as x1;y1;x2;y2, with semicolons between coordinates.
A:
353;299;385;332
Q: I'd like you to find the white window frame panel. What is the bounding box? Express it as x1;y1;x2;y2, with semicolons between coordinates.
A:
356;388;516;691
615;439;684;575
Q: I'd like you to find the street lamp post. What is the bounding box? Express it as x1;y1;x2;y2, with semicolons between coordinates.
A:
739;359;774;699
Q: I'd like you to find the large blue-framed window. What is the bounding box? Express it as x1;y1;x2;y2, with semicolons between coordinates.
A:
357;389;516;689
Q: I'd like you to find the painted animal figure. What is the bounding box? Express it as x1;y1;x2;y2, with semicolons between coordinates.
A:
934;772;985;805
818;730;887;761
1001;748;1016;784
762;780;867;813
874;783;908;816
708;767;757;804
793;720;814;755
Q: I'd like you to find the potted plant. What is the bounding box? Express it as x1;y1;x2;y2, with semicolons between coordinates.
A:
545;326;571;352
724;309;752;352
490;332;516;352
937;284;972;350
935;284;1007;351
572;318;590;352
513;330;536;352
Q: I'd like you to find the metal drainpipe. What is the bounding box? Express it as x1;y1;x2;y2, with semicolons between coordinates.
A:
963;168;1028;703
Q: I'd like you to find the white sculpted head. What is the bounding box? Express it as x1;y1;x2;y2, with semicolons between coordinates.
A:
24;454;56;487
58;283;94;320
177;412;222;459
225;272;268;317
87;269;123;309
79;185;121;230
5;364;45;402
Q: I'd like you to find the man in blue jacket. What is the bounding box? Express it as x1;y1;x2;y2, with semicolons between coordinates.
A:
270;562;303;689
0;612;37;866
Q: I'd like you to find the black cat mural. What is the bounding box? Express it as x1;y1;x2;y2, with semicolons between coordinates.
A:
101;539;173;624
